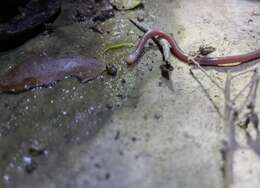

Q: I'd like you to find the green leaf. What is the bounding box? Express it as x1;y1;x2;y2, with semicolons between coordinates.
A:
104;42;135;52
111;0;142;10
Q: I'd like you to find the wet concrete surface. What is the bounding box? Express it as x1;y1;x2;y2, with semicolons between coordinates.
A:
1;0;260;187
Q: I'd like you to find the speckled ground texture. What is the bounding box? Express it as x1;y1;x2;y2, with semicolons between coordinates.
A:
1;0;260;188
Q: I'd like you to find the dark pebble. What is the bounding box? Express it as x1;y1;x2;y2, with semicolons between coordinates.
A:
28;146;47;157
25;161;37;174
119;150;124;156
131;136;137;142
105;103;113;109
106;64;118;76
154;114;162;120
105;172;110;180
137;11;145;22
94;163;102;169
114;130;120;140
121;78;126;84
198;45;216;56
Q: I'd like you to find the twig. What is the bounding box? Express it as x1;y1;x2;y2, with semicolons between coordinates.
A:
247;70;259;108
223;70;260;188
232;77;254;103
132;23;260;187
231;66;259;79
188;56;225;92
223;71;237;188
188;54;260;188
224;72;232;120
129;18;148;33
237;70;258;114
190;69;224;118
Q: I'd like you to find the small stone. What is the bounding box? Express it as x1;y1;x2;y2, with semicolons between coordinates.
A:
131;136;137;142
105;172;110;180
137;11;145;22
248;19;253;23
94;163;102;169
28;146;47;157
106;64;117;76
3;174;10;183
114;130;120;140
121;79;126;84
119;150;124;156
25;161;37;174
23;156;32;164
148;64;153;72
116;93;123;99
198;45;216;56
105;103;113;110
154;114;162;120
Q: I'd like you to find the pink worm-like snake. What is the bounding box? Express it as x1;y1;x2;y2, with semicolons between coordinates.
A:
126;30;260;66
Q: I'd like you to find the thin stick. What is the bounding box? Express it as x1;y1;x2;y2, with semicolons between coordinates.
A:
190;69;224;118
237;71;258;114
188;54;260;188
224;71;237;188
232;78;254;103
189;57;225;92
231;66;259;79
247;70;259;107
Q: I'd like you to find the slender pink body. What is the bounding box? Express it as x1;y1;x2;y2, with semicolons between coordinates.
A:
126;30;260;66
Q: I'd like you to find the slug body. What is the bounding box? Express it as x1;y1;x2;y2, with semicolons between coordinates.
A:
127;30;260;66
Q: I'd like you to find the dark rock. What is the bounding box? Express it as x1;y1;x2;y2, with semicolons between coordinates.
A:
94;163;102;169
131;136;137;142
25;161;37;174
105;172;110;180
105;103;113;110
114;130;120;140
0;0;30;22
28;146;47;157
198;45;216;56
137;11;145;22
121;79;126;84
106;64;118;76
154;113;162;120
74;0;114;23
0;0;61;51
